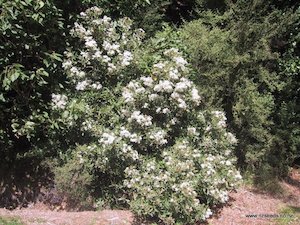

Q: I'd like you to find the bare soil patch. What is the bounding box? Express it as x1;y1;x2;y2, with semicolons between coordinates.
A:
207;168;300;225
0;208;134;225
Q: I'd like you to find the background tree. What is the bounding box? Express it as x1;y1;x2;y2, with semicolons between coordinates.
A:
181;0;299;174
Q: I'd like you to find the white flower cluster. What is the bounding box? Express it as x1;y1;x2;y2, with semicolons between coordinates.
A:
128;111;152;127
119;127;142;143
212;110;227;128
63;6;144;93
99;132;116;145
51;94;68;109
75;79;102;91
125;161;206;223
81;119;93;131
122;49;201;127
225;132;238;144
149;130;168;145
124;138;242;224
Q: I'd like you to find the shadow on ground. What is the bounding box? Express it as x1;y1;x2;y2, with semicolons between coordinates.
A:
0;158;54;209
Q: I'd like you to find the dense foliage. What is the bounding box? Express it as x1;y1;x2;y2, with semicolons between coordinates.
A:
0;0;299;224
0;0;65;161
181;0;300;174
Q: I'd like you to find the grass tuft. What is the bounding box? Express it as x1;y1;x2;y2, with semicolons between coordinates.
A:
0;217;24;225
275;206;300;225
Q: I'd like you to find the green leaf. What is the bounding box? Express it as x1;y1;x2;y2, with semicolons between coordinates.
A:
48;52;63;62
38;1;45;9
0;94;5;102
10;71;20;82
36;68;49;77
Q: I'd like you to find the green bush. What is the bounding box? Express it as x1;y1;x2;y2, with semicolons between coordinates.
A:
54;151;93;209
180;0;299;174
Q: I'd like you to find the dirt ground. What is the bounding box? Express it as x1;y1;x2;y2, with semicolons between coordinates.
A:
0;169;299;225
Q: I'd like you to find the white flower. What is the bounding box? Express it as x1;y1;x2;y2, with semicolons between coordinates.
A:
170;117;178;125
129;111;152;127
89;6;103;14
62;60;72;69
69;66;85;78
225;132;238;144
171;91;181;100
102;55;111;63
174;78;192;92
99;132;116;145
153;80;173;93
70;66;78;75
187;127;198;136
80;12;87;17
205;125;211;132
51;94;68;109
169;68;180;80
128;81;140;89
107;63;117;72
149;93;159;101
191;88;201;104
102;41;120;56
129;133;142;143
149;130;168;145
78;71;86;77
234;172;242;180
162;108;170;114
93;50;102;59
72;22;91;38
203;208;213;219
121;50;133;66
80;51;89;60
131;150;139;160
164;48;179;57
225;160;232;166
101;15;111;25
135;86;145;94
141;76;154;87
174;56;187;69
82;120;93;131
85;36;97;49
76;80;90;91
218;120;226;128
177;98;187;109
122;89;134;103
120;127;131;138
92;19;101;25
212;111;227;128
153;62;165;69
91;82;102;90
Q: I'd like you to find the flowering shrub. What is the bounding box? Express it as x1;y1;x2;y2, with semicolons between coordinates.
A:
62;6;145;86
106;48;241;224
51;6;144;134
52;7;242;224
